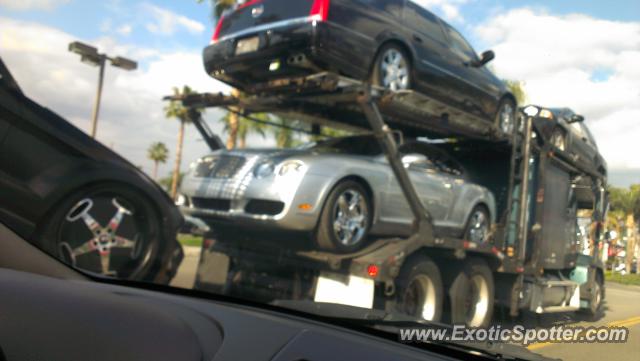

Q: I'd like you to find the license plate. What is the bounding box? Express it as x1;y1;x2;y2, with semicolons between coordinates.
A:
196;251;230;286
314;272;375;309
235;36;259;55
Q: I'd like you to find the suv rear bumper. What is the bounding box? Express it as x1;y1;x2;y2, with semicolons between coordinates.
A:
203;19;366;89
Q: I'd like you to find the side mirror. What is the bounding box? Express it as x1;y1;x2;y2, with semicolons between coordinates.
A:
567;114;585;124
472;50;495;67
402;153;428;167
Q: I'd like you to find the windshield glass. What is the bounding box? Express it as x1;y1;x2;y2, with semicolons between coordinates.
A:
1;1;638;360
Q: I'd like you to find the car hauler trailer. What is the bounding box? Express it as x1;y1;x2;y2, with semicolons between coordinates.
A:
167;72;607;326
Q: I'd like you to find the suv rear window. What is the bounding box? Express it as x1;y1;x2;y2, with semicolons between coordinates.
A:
219;0;315;38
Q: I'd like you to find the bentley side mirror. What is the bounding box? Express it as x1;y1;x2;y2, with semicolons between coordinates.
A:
567;114;585;124
472;50;495;67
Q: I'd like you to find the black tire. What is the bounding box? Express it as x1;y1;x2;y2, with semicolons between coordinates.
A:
495;99;516;136
37;183;163;281
583;273;604;318
448;259;495;327
316;180;371;253
464;206;490;244
395;255;443;322
371;44;412;92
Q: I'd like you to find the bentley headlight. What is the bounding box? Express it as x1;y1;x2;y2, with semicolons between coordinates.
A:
278;160;306;176
254;162;275;178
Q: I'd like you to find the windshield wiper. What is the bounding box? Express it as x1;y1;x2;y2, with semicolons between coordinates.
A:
271;300;555;361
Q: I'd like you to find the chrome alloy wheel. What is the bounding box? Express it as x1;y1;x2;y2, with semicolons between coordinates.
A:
404;275;438;321
466;274;490;327
380;49;410;91
551;129;567;151
468;210;489;243
332;189;368;247
58;197;145;276
499;102;515;135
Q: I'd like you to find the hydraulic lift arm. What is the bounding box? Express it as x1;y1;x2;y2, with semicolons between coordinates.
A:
188;108;225;151
357;88;434;239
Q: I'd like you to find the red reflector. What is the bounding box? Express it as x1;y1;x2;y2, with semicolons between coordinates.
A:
212;15;225;43
367;264;379;278
310;0;330;21
203;238;215;249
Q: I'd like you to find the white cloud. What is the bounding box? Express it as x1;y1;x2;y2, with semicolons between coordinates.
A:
0;17;241;179
116;24;133;36
143;3;205;36
475;9;640;174
0;0;69;11
411;0;468;22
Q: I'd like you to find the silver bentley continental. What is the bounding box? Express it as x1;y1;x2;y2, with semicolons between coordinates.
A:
179;135;496;253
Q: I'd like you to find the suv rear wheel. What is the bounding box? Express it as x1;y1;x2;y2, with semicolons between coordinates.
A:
371;44;412;92
496;99;516;136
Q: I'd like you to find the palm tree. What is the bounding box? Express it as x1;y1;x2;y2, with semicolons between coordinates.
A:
504;80;527;105
164;86;205;199
238;113;269;148
196;0;243;149
147;142;169;180
226;88;241;149
270;115;304;148
609;185;640;273
219;110;269;149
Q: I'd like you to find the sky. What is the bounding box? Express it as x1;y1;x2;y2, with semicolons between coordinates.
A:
0;0;639;187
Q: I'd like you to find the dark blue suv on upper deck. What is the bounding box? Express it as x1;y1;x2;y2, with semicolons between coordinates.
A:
203;0;517;135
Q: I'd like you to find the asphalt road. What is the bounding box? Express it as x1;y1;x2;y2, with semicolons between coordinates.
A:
171;248;640;361
523;282;640;361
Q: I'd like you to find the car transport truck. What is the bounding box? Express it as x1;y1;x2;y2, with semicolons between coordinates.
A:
168;72;608;327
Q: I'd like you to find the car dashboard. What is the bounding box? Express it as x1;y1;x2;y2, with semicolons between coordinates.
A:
0;267;467;361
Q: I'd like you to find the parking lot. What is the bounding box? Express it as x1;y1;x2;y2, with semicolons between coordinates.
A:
172;244;640;361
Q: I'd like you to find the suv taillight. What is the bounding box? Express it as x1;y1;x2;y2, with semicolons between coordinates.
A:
211;15;225;43
310;0;330;22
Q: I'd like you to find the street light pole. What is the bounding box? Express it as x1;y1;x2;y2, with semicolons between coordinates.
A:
90;55;106;138
68;41;137;139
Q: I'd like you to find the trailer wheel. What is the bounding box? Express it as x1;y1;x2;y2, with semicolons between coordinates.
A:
316;180;371;253
584;274;604;317
395;256;443;322
448;259;494;327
